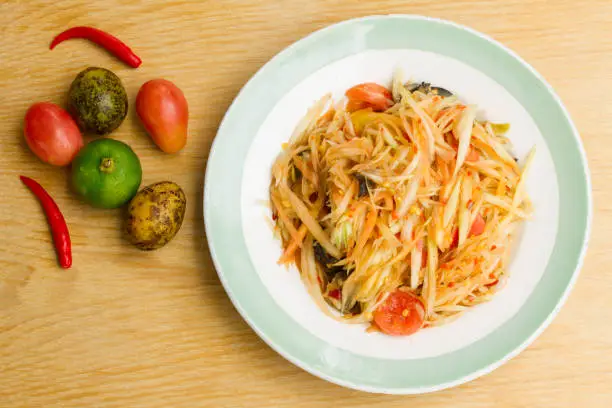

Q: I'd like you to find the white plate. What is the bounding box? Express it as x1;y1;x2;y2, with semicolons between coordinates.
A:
204;15;591;393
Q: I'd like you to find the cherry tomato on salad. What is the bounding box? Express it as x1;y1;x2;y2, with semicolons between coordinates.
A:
24;102;84;166
451;143;479;162
373;290;425;336
345;83;394;112
136;79;188;154
470;213;486;236
449;214;486;249
346;99;371;113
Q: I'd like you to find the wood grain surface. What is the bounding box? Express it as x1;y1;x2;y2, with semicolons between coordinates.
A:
0;0;610;406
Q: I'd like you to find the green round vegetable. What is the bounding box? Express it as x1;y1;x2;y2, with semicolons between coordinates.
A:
71;139;142;209
68;67;128;135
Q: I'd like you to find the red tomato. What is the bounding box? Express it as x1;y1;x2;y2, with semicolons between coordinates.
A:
451;144;479;162
448;215;486;250
470;213;486;236
346;99;370;113
23;102;83;166
373;290;425;336
345;83;393;112
136;79;188;153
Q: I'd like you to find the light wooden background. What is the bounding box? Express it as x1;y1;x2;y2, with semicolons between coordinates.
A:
0;0;610;406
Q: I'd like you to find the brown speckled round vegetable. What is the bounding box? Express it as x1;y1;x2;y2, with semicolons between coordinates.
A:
124;181;186;250
68;67;128;135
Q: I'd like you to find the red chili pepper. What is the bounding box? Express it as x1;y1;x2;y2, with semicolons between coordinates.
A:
20;176;72;268
50;26;142;68
485;279;499;288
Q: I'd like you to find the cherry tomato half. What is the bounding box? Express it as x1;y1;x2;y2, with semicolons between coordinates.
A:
345;83;394;112
470;213;486;236
346;99;370;113
373;290;425;336
24;102;84;166
449;213;486;249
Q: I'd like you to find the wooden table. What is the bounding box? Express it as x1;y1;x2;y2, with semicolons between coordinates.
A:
0;1;609;406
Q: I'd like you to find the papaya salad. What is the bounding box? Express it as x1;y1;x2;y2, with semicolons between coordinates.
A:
269;72;535;336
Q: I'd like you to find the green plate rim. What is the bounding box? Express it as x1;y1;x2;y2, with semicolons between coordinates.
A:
204;15;592;394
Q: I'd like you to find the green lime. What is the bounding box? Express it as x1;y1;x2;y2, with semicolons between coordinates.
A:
71;139;142;209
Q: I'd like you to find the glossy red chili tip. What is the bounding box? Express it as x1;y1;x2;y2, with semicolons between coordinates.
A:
20;176;72;268
50;26;141;68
